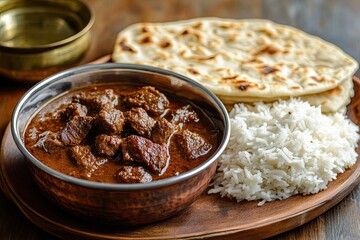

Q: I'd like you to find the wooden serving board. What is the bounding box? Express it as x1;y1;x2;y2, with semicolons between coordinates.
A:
1;79;360;240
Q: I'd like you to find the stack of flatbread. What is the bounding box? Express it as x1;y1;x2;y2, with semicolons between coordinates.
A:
112;18;358;112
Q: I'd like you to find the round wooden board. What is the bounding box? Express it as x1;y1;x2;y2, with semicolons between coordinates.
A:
1;79;360;240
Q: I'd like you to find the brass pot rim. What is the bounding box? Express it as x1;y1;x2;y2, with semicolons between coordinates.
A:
0;0;94;52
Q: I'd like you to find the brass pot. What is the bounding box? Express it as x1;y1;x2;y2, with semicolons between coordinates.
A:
0;0;94;81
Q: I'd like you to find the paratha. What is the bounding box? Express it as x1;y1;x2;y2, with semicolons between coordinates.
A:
112;18;358;99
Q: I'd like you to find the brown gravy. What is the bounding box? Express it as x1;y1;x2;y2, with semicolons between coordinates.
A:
24;84;219;183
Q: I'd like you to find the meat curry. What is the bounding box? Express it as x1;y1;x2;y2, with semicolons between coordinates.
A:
24;85;219;183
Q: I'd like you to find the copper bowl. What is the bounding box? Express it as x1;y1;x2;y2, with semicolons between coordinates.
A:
11;63;230;226
0;0;94;81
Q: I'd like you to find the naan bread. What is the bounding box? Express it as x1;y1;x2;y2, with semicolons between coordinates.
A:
112;18;358;98
221;77;354;113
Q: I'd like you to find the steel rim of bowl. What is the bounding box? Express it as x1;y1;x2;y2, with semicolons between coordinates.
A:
0;0;94;50
11;63;231;191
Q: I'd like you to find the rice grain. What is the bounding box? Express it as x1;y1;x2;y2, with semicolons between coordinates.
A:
208;98;359;205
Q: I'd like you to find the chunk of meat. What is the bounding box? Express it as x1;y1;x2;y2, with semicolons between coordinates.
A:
73;89;118;112
60;103;87;120
69;145;98;176
150;118;175;144
34;131;63;152
174;130;212;160
94;134;122;158
116;166;152;183
121;135;168;174
60;116;93;146
94;107;125;135
125;108;155;137
123;86;169;116
167;104;199;124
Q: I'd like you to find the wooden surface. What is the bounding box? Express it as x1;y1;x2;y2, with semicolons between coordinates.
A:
0;0;359;239
1;94;360;239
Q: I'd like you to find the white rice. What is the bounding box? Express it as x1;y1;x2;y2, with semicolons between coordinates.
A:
208;98;359;206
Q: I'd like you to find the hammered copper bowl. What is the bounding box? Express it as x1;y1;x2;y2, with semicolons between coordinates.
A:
11;63;230;226
0;0;94;81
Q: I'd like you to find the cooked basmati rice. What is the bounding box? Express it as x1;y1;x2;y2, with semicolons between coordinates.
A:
208;98;359;205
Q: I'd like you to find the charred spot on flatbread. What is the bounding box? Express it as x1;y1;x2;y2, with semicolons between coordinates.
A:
259;66;278;74
254;45;281;55
188;68;200;75
140;35;152;44
119;39;136;53
160;41;171;48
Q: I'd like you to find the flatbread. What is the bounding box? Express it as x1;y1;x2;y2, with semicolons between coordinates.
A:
112;18;358;98
220;77;353;113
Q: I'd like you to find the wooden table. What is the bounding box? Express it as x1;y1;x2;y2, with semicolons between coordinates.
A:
0;0;359;239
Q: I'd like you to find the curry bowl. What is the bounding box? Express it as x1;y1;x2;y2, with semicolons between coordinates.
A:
11;63;230;225
0;0;94;81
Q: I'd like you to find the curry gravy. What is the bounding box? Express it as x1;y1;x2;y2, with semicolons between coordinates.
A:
24;85;219;183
